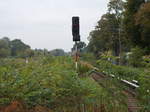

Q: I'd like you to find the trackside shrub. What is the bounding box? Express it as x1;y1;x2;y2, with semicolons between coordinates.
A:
128;47;144;67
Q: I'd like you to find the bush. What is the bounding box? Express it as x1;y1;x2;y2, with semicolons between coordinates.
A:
96;60;143;80
128;47;144;67
77;61;94;75
80;53;96;64
1;56;122;111
96;59;150;110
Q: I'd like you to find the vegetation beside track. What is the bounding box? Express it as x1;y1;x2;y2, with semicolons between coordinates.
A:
0;56;129;112
0;54;149;111
95;59;150;111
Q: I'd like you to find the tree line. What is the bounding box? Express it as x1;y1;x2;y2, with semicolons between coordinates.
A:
0;37;32;58
0;37;67;58
87;0;150;58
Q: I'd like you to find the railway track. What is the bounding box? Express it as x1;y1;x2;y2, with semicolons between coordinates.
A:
124;91;142;112
90;71;142;112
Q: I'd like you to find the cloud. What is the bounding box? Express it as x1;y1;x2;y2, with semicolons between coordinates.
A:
0;0;109;51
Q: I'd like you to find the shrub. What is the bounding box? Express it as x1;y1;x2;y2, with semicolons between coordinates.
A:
128;47;144;67
96;60;143;80
1;56;124;111
77;61;94;75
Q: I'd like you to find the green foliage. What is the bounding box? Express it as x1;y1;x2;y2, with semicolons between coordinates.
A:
143;55;150;68
108;0;124;18
72;41;86;52
137;72;150;111
100;51;118;62
87;0;128;57
87;13;120;56
0;57;110;111
134;3;150;53
88;0;150;58
0;98;10;105
123;0;150;53
11;39;30;57
96;59;150;109
0;37;11;58
0;56;131;111
77;61;94;75
128;47;144;67
96;60;143;80
0;48;11;58
0;37;31;58
80;53;96;64
49;49;66;56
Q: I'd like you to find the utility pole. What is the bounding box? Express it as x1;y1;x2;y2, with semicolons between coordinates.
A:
72;16;80;69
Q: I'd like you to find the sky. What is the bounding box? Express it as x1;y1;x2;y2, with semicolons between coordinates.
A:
0;0;109;51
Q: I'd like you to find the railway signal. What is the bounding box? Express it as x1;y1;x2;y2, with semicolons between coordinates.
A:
72;16;80;69
72;17;80;41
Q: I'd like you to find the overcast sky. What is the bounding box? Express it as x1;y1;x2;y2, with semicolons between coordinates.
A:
0;0;109;51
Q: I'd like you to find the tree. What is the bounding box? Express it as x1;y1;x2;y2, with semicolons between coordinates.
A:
0;37;11;58
123;0;145;49
19;49;34;58
11;39;30;57
108;0;124;18
108;0;126;57
72;41;86;52
87;0;126;58
128;47;144;67
134;3;150;53
88;13;121;57
49;49;66;56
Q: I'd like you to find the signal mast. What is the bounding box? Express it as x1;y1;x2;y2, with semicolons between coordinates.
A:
72;16;80;69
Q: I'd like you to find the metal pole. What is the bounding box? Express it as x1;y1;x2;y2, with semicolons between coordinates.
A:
75;41;78;70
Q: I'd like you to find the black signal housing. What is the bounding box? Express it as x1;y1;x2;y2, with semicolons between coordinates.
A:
72;17;80;41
